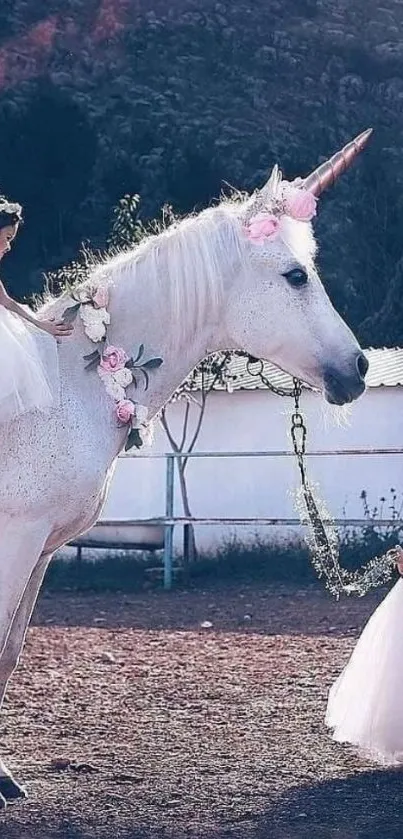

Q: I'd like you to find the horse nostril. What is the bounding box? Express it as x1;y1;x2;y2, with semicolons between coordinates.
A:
356;352;369;380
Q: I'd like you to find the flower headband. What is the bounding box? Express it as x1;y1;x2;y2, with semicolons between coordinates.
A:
244;181;317;245
0;197;23;222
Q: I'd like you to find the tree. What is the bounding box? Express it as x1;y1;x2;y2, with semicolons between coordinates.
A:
2;0;403;345
160;353;233;570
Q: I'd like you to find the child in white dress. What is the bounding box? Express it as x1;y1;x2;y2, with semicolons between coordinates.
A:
326;546;403;764
0;198;72;421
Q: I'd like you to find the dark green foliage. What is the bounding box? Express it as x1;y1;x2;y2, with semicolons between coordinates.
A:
1;0;402;343
109;194;145;249
45;192;175;295
43;551;153;592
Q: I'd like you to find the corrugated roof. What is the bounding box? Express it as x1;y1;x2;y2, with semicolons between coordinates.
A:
191;348;403;392
364;348;403;388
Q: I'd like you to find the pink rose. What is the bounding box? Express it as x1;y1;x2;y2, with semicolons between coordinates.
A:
116;399;135;424
92;286;109;309
245;212;280;244
283;185;317;222
99;345;128;373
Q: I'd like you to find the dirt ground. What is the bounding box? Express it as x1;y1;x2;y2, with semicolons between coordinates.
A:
0;582;402;839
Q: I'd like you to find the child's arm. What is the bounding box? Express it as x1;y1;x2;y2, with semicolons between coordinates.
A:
0;281;73;338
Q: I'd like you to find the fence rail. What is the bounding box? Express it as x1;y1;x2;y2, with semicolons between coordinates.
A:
126;448;403;589
93;516;403;527
130;447;403;459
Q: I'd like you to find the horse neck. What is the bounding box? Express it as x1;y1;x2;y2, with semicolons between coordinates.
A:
105;270;224;418
51;204;242;417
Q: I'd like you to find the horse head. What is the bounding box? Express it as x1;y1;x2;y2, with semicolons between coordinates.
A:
222;130;372;404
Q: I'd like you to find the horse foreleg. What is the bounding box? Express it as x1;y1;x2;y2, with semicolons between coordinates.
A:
0;520;50;805
0;553;52;802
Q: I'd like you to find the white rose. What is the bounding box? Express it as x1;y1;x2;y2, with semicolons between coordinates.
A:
98;368;125;401
80;306;110;343
85;323;107;342
106;379;126;402
98;307;111;326
80;306;110;326
112;368;133;388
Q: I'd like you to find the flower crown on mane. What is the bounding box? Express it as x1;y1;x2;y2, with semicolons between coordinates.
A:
244;168;317;245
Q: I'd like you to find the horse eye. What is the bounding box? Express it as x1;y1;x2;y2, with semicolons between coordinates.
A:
283;267;308;287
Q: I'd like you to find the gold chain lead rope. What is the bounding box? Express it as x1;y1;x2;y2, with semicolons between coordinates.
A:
290;377;400;597
291;379;351;596
242;355;400;597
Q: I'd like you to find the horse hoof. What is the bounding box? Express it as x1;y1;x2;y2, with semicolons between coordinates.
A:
0;775;27;800
0;792;6;809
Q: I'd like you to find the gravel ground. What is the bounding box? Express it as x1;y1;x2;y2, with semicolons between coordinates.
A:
0;582;402;839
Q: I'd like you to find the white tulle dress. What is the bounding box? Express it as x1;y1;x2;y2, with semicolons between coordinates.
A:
0;304;59;422
326;578;403;764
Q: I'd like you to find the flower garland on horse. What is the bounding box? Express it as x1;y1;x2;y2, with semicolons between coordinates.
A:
62;279;163;451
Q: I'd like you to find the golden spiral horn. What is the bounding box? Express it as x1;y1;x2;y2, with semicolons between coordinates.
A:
302;128;373;196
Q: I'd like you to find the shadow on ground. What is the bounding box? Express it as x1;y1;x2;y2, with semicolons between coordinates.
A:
2;769;403;839
256;769;403;839
33;584;385;637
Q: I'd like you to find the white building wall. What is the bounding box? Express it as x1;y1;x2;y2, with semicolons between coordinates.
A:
102;386;403;551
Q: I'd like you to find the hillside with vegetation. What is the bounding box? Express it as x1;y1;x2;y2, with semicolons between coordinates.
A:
1;0;403;344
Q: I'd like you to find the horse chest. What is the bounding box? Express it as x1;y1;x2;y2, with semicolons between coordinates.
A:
0;410;121;523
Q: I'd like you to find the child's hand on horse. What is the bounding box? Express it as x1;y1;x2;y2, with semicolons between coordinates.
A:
41;318;74;338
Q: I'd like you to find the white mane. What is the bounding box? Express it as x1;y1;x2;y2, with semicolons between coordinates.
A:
45;194;318;341
90;202;246;343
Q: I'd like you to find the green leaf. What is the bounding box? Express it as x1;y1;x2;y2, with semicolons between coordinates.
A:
61;303;81;323
141;369;149;391
125;428;143;451
133;343;145;364
85;356;101;372
83;349;100;362
142;357;163;370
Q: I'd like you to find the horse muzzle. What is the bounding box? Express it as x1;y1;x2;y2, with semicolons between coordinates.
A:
323;353;368;405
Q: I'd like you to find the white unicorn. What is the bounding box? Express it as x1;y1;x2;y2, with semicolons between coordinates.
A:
0;130;371;805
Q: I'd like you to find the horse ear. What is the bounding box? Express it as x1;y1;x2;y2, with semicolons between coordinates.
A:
260;164;282;204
